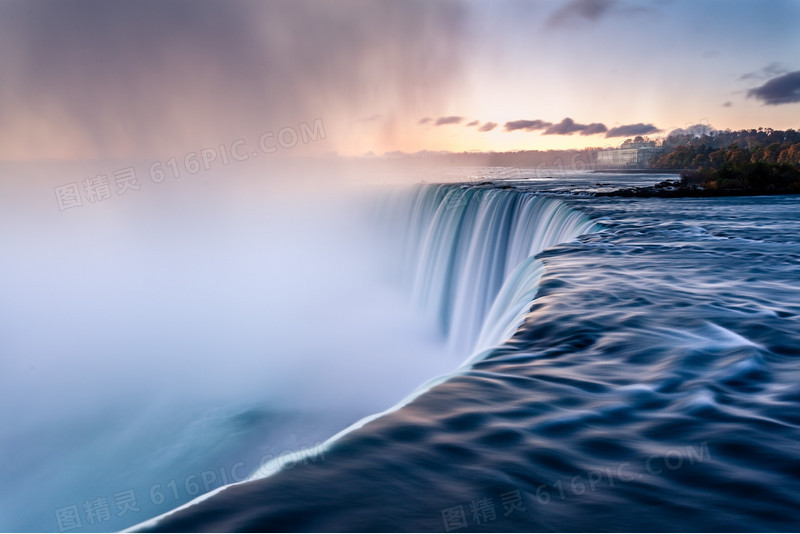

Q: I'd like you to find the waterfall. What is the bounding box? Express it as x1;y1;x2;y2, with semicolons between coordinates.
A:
387;183;601;356
127;183;602;531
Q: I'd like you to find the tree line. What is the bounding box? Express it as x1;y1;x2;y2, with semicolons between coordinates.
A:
650;128;800;193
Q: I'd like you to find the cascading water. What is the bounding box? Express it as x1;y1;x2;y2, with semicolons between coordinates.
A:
275;183;602;443
386;183;602;357
245;184;602;474
129;183;800;534
133;182;602;531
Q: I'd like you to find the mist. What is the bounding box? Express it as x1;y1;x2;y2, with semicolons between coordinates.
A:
0;159;458;531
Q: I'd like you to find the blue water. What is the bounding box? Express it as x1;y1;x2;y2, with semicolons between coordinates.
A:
4;171;800;531
137;176;800;531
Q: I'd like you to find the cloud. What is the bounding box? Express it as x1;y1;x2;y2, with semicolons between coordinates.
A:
546;0;649;27
435;116;463;125
548;0;618;25
581;122;608;135
747;71;800;106
0;0;469;160
418;117;432;125
605;123;661;137
722;101;733;108
543;118;584;135
504;119;553;132
479;122;498;132
543;117;607;135
466;120;479;127
739;62;787;81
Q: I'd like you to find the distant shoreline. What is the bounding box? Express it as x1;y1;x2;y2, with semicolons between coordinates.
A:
591;169;681;174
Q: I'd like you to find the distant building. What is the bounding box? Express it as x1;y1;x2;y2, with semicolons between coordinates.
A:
595;136;662;169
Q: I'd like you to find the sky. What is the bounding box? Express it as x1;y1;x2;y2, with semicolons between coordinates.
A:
0;0;799;160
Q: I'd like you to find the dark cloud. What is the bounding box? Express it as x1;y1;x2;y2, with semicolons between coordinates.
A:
479;122;498;132
436;116;463;126
747;71;800;106
419;117;432;125
504;119;553;132
544;118;584;135
0;0;468;159
543;117;607;135
581;123;608;135
739;62;787;81
722;101;733;108
548;0;618;25
466;120;479;127
546;0;649;27
605;123;660;137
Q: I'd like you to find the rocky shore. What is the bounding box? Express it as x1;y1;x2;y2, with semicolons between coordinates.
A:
595;179;800;198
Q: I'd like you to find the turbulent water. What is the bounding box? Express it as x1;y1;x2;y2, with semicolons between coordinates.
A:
136;176;800;532
4;170;800;532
